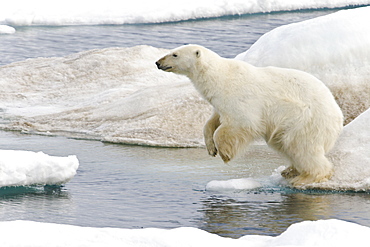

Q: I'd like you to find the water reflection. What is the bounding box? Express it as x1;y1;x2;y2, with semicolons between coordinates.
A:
0;185;66;197
199;190;370;238
0;185;74;223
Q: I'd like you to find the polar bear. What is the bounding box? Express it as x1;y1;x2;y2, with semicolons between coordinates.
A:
156;45;343;187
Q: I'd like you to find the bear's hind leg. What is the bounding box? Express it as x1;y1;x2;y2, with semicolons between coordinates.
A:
213;125;254;163
289;149;333;187
281;166;300;179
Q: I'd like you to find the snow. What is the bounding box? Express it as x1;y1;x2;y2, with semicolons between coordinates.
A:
0;219;368;247
205;178;262;191
0;150;79;187
235;6;370;124
0;0;369;27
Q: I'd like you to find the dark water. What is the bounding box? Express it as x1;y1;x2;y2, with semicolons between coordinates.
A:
1;9;370;239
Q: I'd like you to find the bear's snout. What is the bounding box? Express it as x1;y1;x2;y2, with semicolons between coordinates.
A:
155;57;173;72
155;61;162;69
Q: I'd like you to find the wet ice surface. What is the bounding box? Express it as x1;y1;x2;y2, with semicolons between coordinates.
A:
0;130;369;239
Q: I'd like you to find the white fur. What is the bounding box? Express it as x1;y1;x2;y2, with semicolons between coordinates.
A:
156;45;343;187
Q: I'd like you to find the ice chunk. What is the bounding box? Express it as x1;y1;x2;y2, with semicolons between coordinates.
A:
236;6;370;124
0;219;369;246
205;178;262;191
0;150;79;187
0;25;15;34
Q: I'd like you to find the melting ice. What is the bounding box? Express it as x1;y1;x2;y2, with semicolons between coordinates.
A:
205;178;262;191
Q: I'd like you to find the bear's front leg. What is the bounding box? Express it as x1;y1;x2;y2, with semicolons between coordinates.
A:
203;110;221;157
213;125;254;163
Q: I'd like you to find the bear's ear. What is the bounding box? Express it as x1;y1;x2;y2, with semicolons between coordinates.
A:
195;50;201;58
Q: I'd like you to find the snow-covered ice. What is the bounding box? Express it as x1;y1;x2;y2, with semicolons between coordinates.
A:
1;0;369;27
0;150;79;187
236;6;370;124
205;178;262;191
0;219;369;247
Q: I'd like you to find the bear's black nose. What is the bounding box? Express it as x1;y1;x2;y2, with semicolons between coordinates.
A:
155;61;161;69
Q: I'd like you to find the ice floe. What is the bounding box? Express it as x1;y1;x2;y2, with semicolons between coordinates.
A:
205;178;262;191
0;150;79;187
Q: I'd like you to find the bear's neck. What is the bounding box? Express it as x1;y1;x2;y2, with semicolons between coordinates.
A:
189;64;228;105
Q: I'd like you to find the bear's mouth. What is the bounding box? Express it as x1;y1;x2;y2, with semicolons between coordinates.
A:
155;61;173;71
160;66;173;71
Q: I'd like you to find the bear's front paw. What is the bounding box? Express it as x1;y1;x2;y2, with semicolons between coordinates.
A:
218;151;232;163
207;146;218;157
214;139;235;163
205;140;218;157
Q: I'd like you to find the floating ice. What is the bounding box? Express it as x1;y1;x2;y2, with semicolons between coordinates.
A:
0;46;209;147
236;6;370;124
1;0;369;27
0;219;369;247
205;178;262;191
0;150;79;187
0;25;15;34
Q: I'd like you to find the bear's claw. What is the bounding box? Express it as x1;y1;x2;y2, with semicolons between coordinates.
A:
219;151;231;163
207;148;217;157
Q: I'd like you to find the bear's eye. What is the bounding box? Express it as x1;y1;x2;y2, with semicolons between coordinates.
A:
172;54;178;58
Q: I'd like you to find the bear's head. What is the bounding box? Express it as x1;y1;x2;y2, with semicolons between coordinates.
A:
155;45;204;77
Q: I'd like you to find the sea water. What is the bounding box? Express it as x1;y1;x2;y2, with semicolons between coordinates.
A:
1;8;370;239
